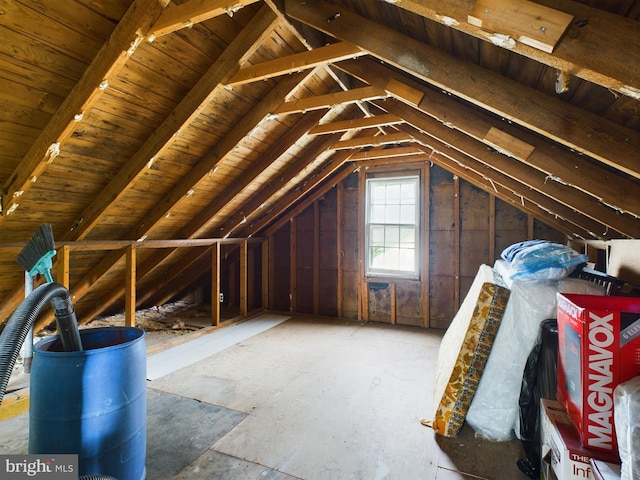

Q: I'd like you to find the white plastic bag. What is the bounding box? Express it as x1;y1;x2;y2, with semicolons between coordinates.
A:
614;376;640;480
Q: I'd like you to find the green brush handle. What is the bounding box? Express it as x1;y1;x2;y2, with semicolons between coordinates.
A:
28;250;56;283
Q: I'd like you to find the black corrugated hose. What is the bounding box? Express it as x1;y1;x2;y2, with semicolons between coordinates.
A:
0;283;117;480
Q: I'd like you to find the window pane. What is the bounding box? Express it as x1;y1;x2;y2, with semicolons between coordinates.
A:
384;204;400;223
385;226;399;247
370;225;385;246
401;182;415;203
370;183;386;204
370;204;385;223
400;204;415;224
386;183;401;203
398;248;415;271
400;226;415;246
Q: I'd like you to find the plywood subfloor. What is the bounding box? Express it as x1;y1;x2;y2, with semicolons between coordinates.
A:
0;315;528;479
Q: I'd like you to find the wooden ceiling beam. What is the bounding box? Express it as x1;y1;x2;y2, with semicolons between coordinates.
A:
274;85;387;115
61;6;279;241
0;0;164;224
147;0;261;39
392;116;636;238
309;113;403;135
227;41;364;85
384;0;640;99
337;57;640;218
330;132;412;150
285;1;640;179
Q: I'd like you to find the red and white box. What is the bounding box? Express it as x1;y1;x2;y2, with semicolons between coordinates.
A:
556;293;640;454
541;399;619;480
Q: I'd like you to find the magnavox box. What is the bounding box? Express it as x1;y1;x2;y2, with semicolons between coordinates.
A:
557;293;640;454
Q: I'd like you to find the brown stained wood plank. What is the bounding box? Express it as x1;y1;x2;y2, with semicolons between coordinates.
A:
290;217;297;313
337;58;640;218
489;194;496;265
313;201;320;315
309;113;403;135
286;2;640;178
240;240;248;316
453;176;460;308
262;239;269;309
274;85;388;115
349;146;424;160
468;0;573;53
336;181;344;318
330;132;413;150
1;0;165;223
148;0;261;38
421;163;430;328
125;244;136;327
212;241;220;326
357;166;367;322
385;78;425;106
228;42;364;85
61;8;278;241
57;245;70;289
386;0;640;98
483;127;535;161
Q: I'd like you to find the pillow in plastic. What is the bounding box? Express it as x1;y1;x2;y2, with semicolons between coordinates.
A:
501;240;588;281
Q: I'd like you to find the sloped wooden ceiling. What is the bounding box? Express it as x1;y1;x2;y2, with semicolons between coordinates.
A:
1;0;639;326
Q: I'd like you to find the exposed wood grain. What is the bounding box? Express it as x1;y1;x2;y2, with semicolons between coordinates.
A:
148;0;261;38
1;0;165;223
287;1;640;178
228;42;364;85
388;0;640;97
337;58;640;218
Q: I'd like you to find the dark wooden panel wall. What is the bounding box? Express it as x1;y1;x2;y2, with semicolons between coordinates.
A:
267;163;565;329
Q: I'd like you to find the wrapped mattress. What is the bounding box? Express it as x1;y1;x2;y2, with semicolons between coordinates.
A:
428;264;510;437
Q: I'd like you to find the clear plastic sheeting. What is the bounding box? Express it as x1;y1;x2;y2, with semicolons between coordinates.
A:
614;376;640;480
466;279;559;441
466;273;604;442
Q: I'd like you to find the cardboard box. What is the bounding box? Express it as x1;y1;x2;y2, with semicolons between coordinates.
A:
557;293;640;453
541;399;619;480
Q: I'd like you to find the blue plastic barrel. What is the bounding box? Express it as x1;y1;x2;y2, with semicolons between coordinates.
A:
29;326;147;480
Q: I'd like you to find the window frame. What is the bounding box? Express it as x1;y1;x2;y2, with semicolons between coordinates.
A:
364;172;421;280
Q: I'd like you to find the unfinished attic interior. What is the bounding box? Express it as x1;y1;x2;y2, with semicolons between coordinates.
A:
1;0;640;478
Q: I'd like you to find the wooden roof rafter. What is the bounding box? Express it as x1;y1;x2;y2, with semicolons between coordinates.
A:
62;6;280;242
147;0;262;39
385;0;640;99
285;0;640;179
336;58;640;219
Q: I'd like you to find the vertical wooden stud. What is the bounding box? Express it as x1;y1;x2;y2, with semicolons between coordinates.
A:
337;182;344;319
240;240;248;317
125;244;136;327
390;282;396;325
454;176;460;308
248;244;255;311
57;244;71;289
290;218;297;313
269;233;275;308
528;214;535;239
313;200;320;315
421;163;430;328
357;167;368;321
489;194;496;265
262;238;269;310
211;242;220;327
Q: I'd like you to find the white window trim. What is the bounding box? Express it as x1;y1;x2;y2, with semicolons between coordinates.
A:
365;174;420;280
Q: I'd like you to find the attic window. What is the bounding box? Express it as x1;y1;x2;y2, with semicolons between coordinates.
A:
365;173;420;279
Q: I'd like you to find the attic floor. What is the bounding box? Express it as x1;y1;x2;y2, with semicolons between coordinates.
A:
0;314;528;479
